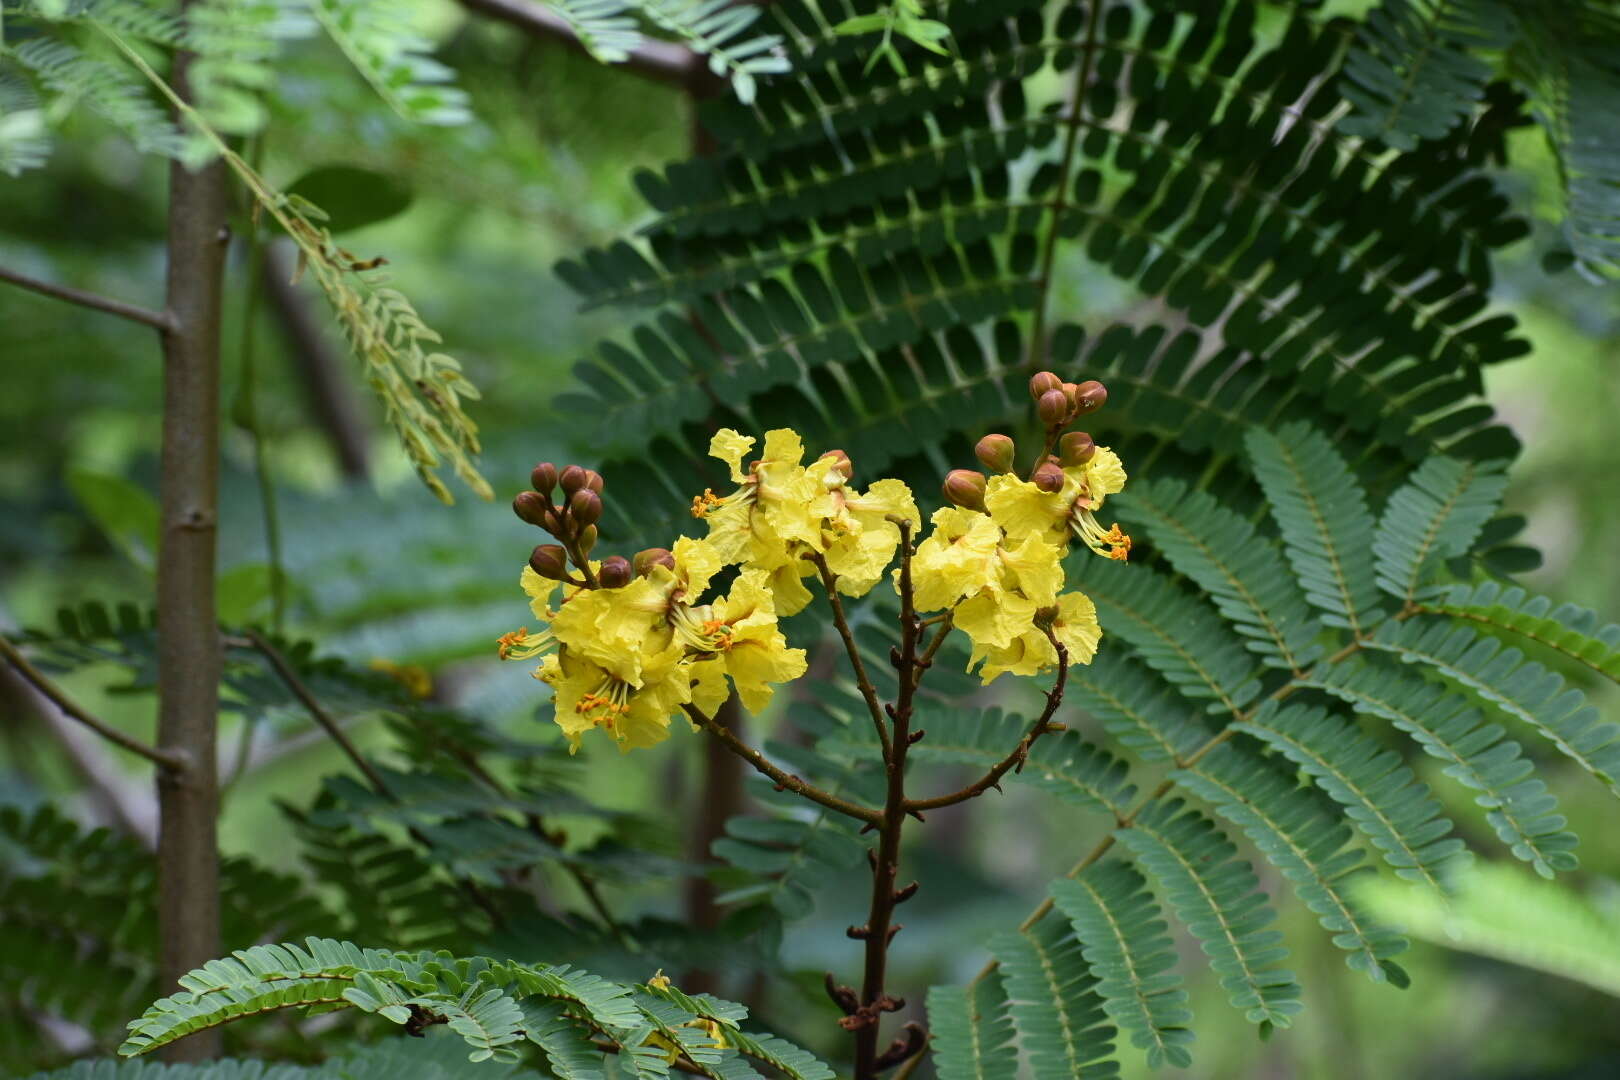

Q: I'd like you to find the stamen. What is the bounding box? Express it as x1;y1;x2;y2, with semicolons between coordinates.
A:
1071;508;1131;562
498;626;556;660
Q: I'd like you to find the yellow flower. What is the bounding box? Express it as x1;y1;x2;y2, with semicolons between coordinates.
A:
541;642;691;754
985;447;1131;561
819;475;920;599
970;591;1101;683
687;569;809;717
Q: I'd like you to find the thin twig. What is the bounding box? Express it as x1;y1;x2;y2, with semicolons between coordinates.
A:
0;263;176;333
809;553;891;763
241;630;393;797
0;635;185;770
906;630;1068;812
682;704;882;825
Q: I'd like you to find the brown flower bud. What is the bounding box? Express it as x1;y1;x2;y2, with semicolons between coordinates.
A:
577;525;598;557
1029;371;1063;400
634;547;676;577
1072;379;1107;416
569;488;603;526
1037;389;1070;426
974;434;1016;473
529;544;568;580
1032;461;1065;493
819;448;854;481
598;555;633;588
942;469;987;510
513;491;553;528
1058;431;1096;467
559;464;588;495
531;462;558;495
583;468;605;494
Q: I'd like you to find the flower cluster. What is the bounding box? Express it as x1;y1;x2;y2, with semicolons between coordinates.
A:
499;462;807;752
911;371;1130;683
499;371;1129;748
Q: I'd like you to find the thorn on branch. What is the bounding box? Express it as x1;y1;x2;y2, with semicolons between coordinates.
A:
884;702;898;720
907;729;926;745
907;808;927;823
893;880;919;904
824;972;860;1015
889;646;903;669
874;1022;928;1071
886;924;903;944
847;924;872;940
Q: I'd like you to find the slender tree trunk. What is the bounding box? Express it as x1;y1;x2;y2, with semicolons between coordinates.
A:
154;30;230;1060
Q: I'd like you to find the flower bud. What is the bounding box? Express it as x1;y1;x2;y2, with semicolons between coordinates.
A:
583;469;605;494
529;544;568;580
942;469;987;510
1072;379;1107;416
569;488;603;526
819;449;854;481
598;555;633;588
559;464;588;495
577;525;598;556
634;547;676;577
513;491;553;528
1032;461;1065;493
1037;389;1070;426
1029;371;1062;400
531;462;558;495
1058;431;1096;467
974;434;1016;473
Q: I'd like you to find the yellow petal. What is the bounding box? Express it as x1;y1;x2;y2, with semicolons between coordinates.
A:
955;589;1037;651
1054;591;1102;664
761;428;805;468
672;535;724;598
1085;447;1128;504
709;429;756;483
999;533;1064;607
522;565;561;619
985;473;1067;544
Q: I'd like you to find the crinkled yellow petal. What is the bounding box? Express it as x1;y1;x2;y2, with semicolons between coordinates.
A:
1085;447;1127;504
710;429;756;483
522;565;560;619
672;535;724;598
688;657;731;719
955;589;1037;651
985;473;1068;544
848;477;920;531
764;559;815;616
908;508;1001;612
824;525;900;598
761;428;805;468
972;628;1058;684
999;533;1064;607
1054;590;1102;665
725;637;808;714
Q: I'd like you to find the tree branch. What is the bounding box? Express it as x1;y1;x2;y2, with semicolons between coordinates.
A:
682;703;882;825
905;631;1068;813
809;552;891;762
457;0;715;91
0;635;185;770
0;263;176;333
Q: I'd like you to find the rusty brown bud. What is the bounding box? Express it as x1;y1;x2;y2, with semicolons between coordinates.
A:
1072;379;1107;415
513;490;552;528
942;469;988;510
1029;371;1063;400
1037;389;1070;426
583;468;604;494
559;464;588;495
569;488;603;526
1032;461;1065;493
819;448;854;481
974;434;1016;473
598;556;633;588
531;462;558;495
1058;431;1096;467
634;547;676;577
529;544;568;580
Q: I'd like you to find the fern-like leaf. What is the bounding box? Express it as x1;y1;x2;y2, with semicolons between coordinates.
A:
1113;478;1321;673
0;61;51;175
1416;581;1620;683
1339;0;1514;150
1065;650;1216;765
989;921;1119;1080
1373;455;1508;607
308;0;469;125
1049;862;1194;1069
925;976;1018;1080
5;36;184;156
1247;423;1386;637
1236;702;1470;892
1115;798;1303;1030
1174;744;1409;984
1366;617;1620;795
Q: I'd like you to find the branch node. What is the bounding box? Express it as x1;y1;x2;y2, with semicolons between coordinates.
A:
873;1022;927;1071
846;924;872;940
892;881;919;905
906;728;926;745
823;972;860;1015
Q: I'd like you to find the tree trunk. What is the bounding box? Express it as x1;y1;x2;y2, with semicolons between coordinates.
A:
154;33;230;1060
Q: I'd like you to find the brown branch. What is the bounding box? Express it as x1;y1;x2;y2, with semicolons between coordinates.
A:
809;552;891;763
457;0;715;91
0;635;185;770
905;631;1069;813
241;630;394;797
0;263;176;333
683;703;882;825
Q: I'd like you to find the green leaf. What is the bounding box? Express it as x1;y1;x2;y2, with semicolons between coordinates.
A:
926;976;1019;1080
1416;581;1620;683
1372;455;1508;607
285;165;414;235
67;469;160;572
990;921;1119;1079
